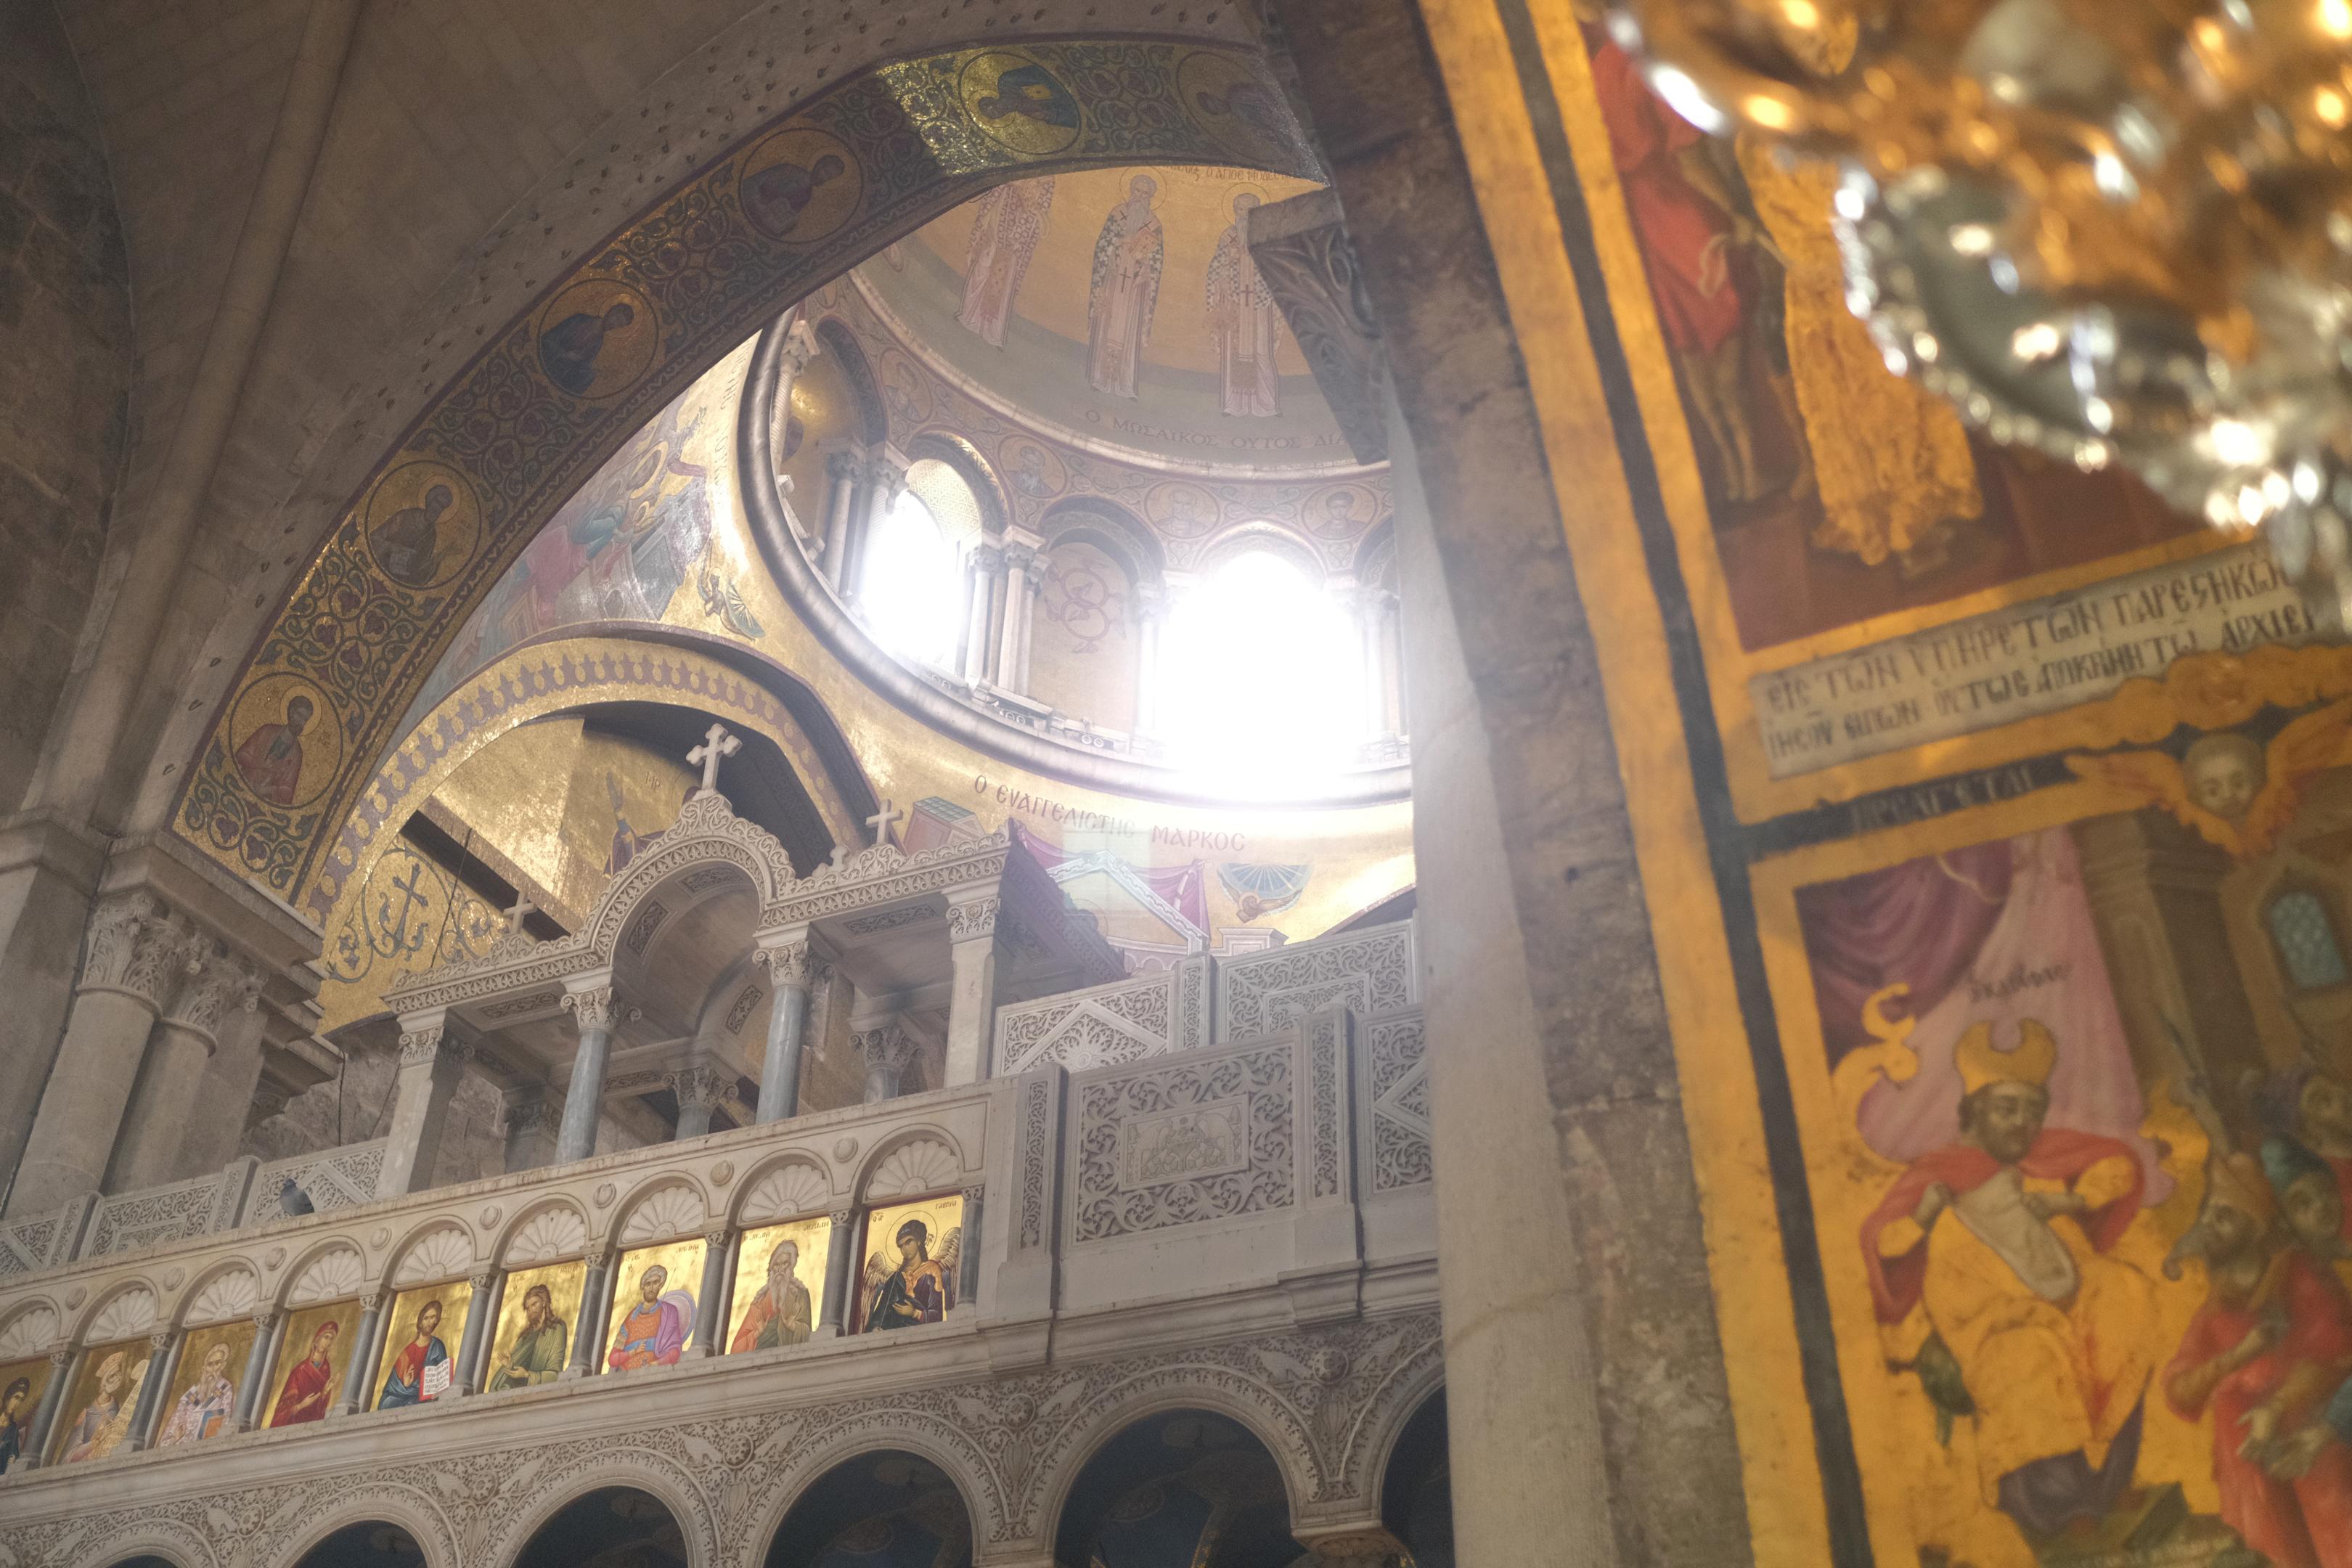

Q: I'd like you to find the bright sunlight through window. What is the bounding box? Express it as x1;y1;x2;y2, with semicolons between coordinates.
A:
1156;550;1363;788
860;489;963;669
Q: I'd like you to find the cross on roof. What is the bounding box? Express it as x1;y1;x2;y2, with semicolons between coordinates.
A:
503;892;536;934
865;799;905;846
687;722;741;796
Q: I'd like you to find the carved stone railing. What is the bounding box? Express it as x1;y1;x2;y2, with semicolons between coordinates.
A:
253;1140;389;1217
990;957;1212;1077
1217;920;1416;1037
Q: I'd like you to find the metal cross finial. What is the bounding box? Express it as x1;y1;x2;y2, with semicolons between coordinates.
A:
503;892;536;934
687;722;742;796
865;799;905;846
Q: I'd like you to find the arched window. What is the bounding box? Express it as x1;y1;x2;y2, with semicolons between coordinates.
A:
2268;889;2351;990
1156;548;1364;785
860;486;963;669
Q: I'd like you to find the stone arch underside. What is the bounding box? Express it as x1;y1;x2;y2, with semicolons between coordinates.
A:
173;37;1320;918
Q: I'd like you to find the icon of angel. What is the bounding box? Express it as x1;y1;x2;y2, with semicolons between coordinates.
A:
2066;698;2352;862
860;1214;961;1332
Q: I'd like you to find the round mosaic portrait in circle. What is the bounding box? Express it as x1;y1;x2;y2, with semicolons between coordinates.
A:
225;673;342;812
1305;481;1380;540
959;51;1083;157
738;128;862;245
534;278;658;402
1145;480;1220;540
363;461;482;591
1175;52;1294;167
997;435;1068;502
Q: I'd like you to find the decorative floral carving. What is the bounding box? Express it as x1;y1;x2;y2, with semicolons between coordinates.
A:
1219;924;1413;1038
88;1173;222;1256
1018;1077;1053;1251
738;1161;829;1225
181;1267;260;1326
391;1224;475;1287
947;895;1002;942
84;1285;158;1342
618;1182;707;1246
286;1245;364;1305
503;1204;589;1267
0;1302;59;1359
1073;1044;1294;1244
256;1142;387;1215
560;985;633;1034
997;971;1175;1077
1365;1012;1433;1192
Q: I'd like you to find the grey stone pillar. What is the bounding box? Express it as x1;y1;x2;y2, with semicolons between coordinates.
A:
231;1311;279;1432
8;894;187;1215
843;455;907;606
556;981;632;1164
126;1328;177;1450
957;1186;984;1310
995;543;1039;693
563;1252;613;1380
853;1017;918;1105
0;815;107;1207
20;1347;76;1469
500;1087;561;1174
178;992;274;1175
375;1016;471;1199
110;947;257;1191
943;889;1003;1087
817;1210;855;1336
962;545;1003;684
754;933;814;1122
334;1293;385;1416
669;1064;728;1141
692;1229;729;1357
819;449;860;589
452;1270;497;1396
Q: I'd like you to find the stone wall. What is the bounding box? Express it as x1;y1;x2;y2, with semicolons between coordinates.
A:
0;1;129;809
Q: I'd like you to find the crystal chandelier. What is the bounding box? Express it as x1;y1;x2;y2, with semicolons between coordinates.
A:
1607;0;2352;623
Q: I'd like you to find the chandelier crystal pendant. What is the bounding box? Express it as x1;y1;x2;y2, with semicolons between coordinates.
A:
1607;0;2352;625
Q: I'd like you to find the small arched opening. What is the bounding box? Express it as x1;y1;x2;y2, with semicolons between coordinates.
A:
764;1450;974;1568
513;1486;689;1568
289;1523;427;1567
1053;1408;1296;1568
1380;1389;1454;1568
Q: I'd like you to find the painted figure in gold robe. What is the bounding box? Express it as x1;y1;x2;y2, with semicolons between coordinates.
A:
1860;1022;2156;1538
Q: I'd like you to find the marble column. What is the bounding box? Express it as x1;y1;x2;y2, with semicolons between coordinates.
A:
110;946;257;1191
500;1087;561;1175
1354;584;1393;740
556;980;633;1164
562;1253;613;1380
669;1063;729;1141
853;1016;918;1104
9;895;189;1216
819;450;861;589
753;932;814;1122
963;544;1004;685
995;543;1040;693
1131;580;1166;736
957;1186;984;1310
334;1293;385;1415
843;454;907;607
943;889;1003;1087
1015;570;1043;693
375;1016;472;1199
817;1210;855;1336
177;992;274;1175
231;1311;280;1432
21;1347;75;1469
692;1229;730;1357
126;1328;177;1450
446;1270;497;1398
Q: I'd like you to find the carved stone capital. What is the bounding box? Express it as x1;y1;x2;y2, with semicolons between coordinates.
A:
163;946;261;1042
468;1271;497;1292
249;1310;279;1333
777;314;822;375
359;1292;383;1313
753;937;814;990
703;1229;730;1251
828;1209;854;1230
46;1347;70;1370
865;456;908;497
147;1329;174;1354
960;1185;985;1205
852;1022;919;1073
667;1064;731;1111
560;985;635;1033
81;894;188;1008
397;1022;473;1070
971;542;1005;575
499;1091;560;1138
825;449;861;483
1245;188;1388;465
1003;543;1039;575
947;896;1000;942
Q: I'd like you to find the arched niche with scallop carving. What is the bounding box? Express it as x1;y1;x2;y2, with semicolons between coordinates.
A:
176;1263;261;1327
283;1243;367;1307
734;1157;834;1228
499;1201;590;1268
0;1300;59;1360
389;1222;476;1289
858;1132;967;1204
613;1179;711;1249
78;1283;158;1345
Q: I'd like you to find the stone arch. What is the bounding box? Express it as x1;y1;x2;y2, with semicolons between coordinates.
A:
1346;1346;1450;1513
493;1196;592;1268
0;1295;63;1357
270;1488;454;1568
730;1152;838;1228
588;799;796;967
852;1124;971;1204
905;430;1008;537
1353;517;1398;591
383;1218;479;1290
752;1430;998;1565
172;1258;264;1328
495;1456;717;1568
1026;1378;1315;1553
168;37;1321;905
812;316;891;451
1193;518;1331;582
70;1277;160;1344
276;1237;371;1309
65;1524;212;1568
606;1173;715;1251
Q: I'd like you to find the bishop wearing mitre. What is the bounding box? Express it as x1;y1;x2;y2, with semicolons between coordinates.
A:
1861;1020;2158;1537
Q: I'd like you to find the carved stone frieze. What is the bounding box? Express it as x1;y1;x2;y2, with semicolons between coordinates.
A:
162;945;260;1040
947;895;1002;942
559;986;634;1034
1219;923;1413;1039
1244;187;1388;465
1072;1043;1294;1244
80;893;190;1008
